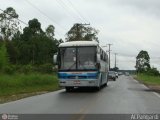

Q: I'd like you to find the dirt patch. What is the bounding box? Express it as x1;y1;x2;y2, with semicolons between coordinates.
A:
147;85;160;93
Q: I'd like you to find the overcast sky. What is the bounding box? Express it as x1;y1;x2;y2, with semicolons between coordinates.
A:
1;0;160;70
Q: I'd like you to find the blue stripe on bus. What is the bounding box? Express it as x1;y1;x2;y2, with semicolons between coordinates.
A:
58;72;98;79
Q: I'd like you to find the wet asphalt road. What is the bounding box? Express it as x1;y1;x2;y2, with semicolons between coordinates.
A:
0;75;160;114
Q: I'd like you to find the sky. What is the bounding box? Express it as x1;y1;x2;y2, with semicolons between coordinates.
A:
1;0;160;70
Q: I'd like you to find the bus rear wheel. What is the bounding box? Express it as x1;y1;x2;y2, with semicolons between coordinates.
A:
65;87;73;92
104;75;109;87
104;82;107;87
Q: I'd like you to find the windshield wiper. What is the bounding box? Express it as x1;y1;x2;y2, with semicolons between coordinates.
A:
67;62;76;70
78;61;87;70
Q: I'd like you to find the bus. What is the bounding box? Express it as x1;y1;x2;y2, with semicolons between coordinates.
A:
53;41;109;92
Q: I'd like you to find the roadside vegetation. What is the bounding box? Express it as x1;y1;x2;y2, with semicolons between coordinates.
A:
0;7;98;103
136;74;160;85
0;73;58;97
135;50;160;91
0;7;61;102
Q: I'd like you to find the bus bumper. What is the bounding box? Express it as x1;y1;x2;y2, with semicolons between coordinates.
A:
59;79;99;87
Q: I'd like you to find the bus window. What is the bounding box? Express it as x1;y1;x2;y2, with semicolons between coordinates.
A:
77;47;96;70
60;47;76;70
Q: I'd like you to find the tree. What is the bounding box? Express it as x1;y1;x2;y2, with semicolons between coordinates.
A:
0;43;9;71
0;7;19;40
136;50;150;73
66;23;99;42
5;40;18;64
18;18;44;64
14;19;60;65
28;18;43;35
46;25;55;39
146;67;160;76
22;18;43;40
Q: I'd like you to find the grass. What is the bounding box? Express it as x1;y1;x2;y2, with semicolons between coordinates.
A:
0;73;59;97
136;74;160;85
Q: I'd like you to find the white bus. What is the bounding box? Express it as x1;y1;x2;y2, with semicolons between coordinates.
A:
54;41;109;91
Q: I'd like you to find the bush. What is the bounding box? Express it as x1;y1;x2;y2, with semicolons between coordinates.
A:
14;65;33;74
0;43;9;71
4;65;15;74
146;67;160;76
35;63;53;74
2;64;55;74
22;65;33;74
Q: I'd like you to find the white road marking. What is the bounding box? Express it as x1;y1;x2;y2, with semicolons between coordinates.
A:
140;84;149;89
134;80;138;83
133;79;148;88
153;92;160;98
133;78;160;99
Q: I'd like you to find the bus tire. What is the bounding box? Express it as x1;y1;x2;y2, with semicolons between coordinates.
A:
95;86;100;91
105;75;109;87
65;87;73;92
104;82;107;87
96;75;102;91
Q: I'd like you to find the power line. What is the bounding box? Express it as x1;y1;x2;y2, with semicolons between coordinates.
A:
25;0;67;32
56;0;83;22
56;0;82;21
0;8;28;26
67;0;90;23
59;0;85;22
110;52;136;58
110;52;160;59
55;0;78;21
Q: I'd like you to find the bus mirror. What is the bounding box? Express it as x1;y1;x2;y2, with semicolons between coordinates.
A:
96;63;101;70
53;54;58;64
97;54;101;63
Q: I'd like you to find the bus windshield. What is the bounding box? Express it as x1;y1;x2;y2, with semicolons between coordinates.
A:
59;46;96;70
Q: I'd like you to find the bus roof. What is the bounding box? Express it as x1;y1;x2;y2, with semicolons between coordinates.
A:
59;41;99;47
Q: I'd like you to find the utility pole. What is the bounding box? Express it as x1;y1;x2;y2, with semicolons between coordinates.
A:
107;44;112;70
102;44;112;70
114;53;117;68
76;23;90;40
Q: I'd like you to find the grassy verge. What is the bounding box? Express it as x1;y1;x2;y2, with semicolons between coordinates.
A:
135;74;160;85
0;73;59;103
135;74;160;93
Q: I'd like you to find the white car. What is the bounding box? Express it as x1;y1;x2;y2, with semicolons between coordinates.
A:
108;71;116;81
125;72;129;76
115;72;118;78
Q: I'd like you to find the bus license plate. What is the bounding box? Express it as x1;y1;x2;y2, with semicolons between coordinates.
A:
74;80;80;84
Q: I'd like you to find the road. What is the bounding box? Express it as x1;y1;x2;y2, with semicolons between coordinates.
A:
0;75;160;114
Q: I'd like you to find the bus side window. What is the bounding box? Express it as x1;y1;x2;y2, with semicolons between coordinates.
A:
102;51;105;61
100;50;103;61
103;52;105;61
104;53;106;61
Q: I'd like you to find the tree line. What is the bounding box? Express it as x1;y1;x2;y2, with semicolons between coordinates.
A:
136;50;159;76
0;7;98;73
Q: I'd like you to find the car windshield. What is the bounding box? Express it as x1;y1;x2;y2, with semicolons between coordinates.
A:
109;71;115;75
59;47;96;70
